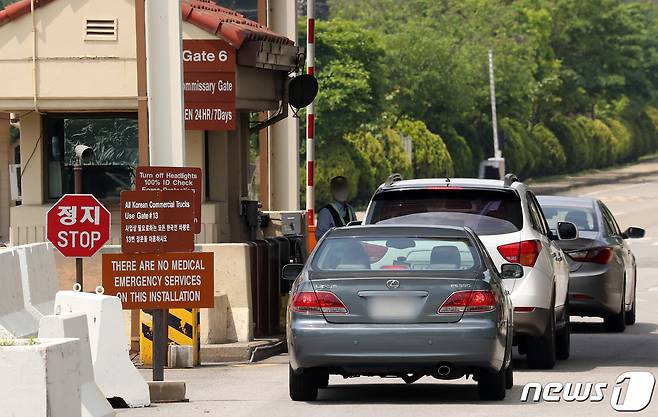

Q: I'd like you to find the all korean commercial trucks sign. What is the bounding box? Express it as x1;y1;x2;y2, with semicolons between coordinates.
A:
47;194;110;257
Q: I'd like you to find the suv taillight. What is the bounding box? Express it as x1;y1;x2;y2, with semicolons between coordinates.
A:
498;240;541;267
291;291;348;315
568;247;614;264
438;290;497;314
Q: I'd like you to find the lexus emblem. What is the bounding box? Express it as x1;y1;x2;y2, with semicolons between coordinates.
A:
386;279;400;289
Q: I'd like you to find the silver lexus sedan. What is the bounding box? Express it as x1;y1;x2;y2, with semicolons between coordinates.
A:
284;225;516;401
538;196;645;332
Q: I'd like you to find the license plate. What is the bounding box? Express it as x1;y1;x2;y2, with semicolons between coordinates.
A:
368;297;419;320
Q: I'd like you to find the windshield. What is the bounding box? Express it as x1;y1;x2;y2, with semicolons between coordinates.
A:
540;204;599;232
312;236;480;273
368;189;523;235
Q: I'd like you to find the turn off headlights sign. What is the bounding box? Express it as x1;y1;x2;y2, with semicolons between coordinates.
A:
183;39;236;131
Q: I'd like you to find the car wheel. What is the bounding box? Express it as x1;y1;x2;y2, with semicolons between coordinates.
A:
477;367;506;401
527;305;557;369
505;362;513;390
314;370;329;389
626;280;637;325
556;305;570;360
605;284;626;333
289;364;318;401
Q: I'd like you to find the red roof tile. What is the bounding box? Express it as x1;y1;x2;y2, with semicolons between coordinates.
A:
0;0;294;49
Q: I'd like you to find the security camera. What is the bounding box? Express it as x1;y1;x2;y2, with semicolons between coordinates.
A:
74;144;94;163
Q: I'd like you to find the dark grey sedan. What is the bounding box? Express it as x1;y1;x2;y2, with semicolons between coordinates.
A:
538;196;645;332
284;225;516;401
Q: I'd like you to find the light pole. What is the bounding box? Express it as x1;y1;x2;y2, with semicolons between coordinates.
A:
73;144;94;289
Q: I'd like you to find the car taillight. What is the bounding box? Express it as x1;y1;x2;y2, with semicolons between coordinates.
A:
568;247;614;264
438;290;497;314
291;291;348;315
497;240;541;267
381;265;409;270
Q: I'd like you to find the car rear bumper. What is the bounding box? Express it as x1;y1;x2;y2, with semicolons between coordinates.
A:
568;269;622;317
512;307;549;338
288;315;507;374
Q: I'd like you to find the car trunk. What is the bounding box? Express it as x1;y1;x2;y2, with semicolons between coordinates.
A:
310;275;479;324
554;235;601;273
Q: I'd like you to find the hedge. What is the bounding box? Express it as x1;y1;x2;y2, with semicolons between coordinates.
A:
393;119;454;178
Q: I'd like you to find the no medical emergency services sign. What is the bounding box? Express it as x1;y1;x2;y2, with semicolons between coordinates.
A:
47;194;111;257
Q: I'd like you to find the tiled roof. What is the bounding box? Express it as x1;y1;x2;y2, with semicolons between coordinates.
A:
0;0;294;49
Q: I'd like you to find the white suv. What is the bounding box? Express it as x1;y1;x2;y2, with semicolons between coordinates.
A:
362;174;576;369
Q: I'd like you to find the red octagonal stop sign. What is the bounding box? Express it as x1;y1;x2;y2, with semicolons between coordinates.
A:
47;194;111;257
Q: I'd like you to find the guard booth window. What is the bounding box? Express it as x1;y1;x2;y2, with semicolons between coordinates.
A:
45;114;139;202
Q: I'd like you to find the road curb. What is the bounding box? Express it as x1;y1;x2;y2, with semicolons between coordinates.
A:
529;167;658;195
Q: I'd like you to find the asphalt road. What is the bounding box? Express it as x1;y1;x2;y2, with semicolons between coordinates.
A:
120;173;658;417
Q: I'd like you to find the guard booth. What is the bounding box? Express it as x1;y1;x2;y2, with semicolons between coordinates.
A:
0;0;305;360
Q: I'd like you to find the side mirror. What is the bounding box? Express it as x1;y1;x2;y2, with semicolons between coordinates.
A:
500;263;524;279
282;263;304;281
622;227;645;239
557;221;578;240
347;220;362;226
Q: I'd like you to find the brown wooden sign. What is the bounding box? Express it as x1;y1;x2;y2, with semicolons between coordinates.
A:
184;102;236;130
183;39;236;131
135;167;202;234
183;72;235;103
183;39;236;72
121;189;195;254
102;252;214;309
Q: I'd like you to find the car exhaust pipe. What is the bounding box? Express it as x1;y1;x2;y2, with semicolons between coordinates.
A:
437;364;451;377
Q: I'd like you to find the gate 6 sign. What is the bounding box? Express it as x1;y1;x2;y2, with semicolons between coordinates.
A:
47;194;111;257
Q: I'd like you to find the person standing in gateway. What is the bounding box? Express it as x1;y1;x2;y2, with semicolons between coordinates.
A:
315;176;357;240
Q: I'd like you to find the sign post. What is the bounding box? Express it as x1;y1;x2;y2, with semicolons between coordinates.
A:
103;167;211;385
47;194;111;289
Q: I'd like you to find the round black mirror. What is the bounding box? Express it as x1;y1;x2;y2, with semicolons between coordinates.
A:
288;74;319;109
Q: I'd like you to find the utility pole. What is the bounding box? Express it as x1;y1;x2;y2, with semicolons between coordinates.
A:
488;49;501;159
144;0;186;382
306;0;316;238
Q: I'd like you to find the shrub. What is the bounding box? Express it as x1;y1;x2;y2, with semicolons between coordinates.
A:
309;139;363;207
604;118;632;162
393;119;454;178
549;115;592;169
381;128;413;179
345;130;392;202
530;124;566;176
441;128;475;177
499;118;529;177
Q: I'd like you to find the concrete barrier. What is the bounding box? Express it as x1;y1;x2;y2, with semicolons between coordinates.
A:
0;249;39;338
16;242;58;318
0;338;82;417
39;313;115;417
55;291;151;408
197;243;253;342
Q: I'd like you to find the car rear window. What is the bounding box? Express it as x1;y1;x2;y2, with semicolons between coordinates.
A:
312;236;480;273
540;204;599;232
367;189;523;235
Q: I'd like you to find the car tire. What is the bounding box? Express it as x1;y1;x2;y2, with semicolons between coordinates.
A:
605;284;626;333
314;370;329;389
505;362;513;390
527;304;557;369
289;364;318;401
556;305;570;360
626;280;637;325
477;367;506;401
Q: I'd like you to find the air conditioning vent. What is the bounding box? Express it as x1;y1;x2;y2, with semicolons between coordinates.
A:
85;18;118;41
